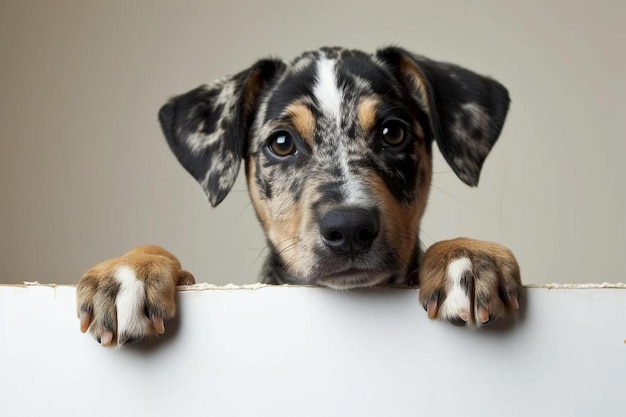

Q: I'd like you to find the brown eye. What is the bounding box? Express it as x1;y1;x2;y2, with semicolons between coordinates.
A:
381;120;406;147
268;131;296;157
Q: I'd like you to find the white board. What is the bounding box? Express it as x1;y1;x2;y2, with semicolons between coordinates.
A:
1;284;625;416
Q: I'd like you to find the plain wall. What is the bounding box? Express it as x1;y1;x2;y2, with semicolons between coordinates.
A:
1;0;624;285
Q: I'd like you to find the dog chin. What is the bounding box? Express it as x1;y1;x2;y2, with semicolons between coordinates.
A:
315;271;392;290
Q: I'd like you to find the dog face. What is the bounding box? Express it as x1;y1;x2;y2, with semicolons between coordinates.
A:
158;47;510;289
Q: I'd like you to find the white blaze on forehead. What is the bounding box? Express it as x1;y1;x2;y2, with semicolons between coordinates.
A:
313;59;343;125
313;59;367;205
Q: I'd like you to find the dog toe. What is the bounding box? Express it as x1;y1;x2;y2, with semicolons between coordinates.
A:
419;238;522;329
76;246;189;347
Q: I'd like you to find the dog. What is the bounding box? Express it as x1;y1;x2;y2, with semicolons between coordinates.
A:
77;46;522;347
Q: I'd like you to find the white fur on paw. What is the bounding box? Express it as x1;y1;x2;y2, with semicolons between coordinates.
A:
437;257;472;321
114;266;150;345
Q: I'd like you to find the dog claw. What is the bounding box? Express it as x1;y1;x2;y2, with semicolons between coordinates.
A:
99;330;114;346
477;307;490;324
151;315;165;334
426;300;439;320
459;310;470;322
79;312;92;333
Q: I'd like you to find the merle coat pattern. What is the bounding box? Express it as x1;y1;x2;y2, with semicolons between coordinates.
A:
77;47;522;347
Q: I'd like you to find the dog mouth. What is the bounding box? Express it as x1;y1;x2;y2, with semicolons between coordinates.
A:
314;268;396;290
304;242;403;289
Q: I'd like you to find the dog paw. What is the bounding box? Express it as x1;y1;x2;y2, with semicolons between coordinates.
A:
76;245;195;346
418;238;522;329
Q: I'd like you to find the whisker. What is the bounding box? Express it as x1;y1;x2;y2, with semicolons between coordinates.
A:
278;243;298;256
246;246;267;272
246;238;296;271
276;238;298;255
419;229;437;247
429;183;465;206
234;200;254;222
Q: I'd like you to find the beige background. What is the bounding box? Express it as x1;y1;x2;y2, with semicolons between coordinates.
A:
1;0;624;285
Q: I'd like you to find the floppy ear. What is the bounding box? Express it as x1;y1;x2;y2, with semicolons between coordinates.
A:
158;59;286;206
376;47;510;186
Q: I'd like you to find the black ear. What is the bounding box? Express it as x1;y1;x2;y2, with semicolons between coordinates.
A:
376;47;510;186
158;59;286;206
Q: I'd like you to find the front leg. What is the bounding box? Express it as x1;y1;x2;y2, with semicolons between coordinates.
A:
418;238;522;329
76;245;195;346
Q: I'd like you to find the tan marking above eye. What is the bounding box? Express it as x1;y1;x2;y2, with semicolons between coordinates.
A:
285;102;315;143
357;96;380;133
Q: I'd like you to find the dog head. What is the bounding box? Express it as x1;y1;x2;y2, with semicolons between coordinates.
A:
159;47;510;289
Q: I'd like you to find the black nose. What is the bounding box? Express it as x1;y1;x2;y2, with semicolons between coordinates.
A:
319;208;379;255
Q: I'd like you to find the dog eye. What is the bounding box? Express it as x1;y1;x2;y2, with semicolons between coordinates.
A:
268;131;297;157
380;120;406;147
